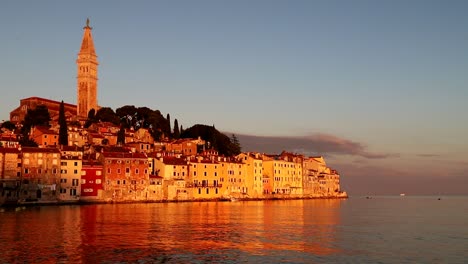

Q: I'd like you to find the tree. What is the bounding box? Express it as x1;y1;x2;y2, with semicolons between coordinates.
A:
231;134;241;154
117;125;125;145
166;113;171;137
84;109;96;128
20;105;50;147
58;101;68;146
180;125;184;134
95;107;120;125
173;119;180;139
180;124;241;156
0;121;16;131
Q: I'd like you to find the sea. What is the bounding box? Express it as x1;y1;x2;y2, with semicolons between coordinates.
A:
1;196;467;263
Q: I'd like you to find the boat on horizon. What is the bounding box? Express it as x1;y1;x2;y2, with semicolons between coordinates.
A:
400;193;406;196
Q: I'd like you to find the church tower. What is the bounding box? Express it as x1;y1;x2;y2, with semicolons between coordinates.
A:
77;18;98;117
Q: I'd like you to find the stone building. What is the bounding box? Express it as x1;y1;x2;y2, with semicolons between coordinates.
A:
10;97;76;124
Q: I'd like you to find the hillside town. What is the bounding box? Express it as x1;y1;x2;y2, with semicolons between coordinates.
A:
0;20;346;206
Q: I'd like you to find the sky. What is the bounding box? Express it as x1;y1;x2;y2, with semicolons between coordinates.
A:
1;0;467;195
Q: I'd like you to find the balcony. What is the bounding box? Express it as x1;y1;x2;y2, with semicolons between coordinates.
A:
187;183;223;188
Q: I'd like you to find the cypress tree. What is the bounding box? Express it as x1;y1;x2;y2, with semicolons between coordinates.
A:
166;113;171;138
59;101;68;146
117;125;125;145
173;119;180;139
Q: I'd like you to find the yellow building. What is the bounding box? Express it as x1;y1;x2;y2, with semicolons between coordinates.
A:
237;152;264;199
262;152;303;197
153;156;190;200
188;156;223;199
58;147;83;202
219;158;247;199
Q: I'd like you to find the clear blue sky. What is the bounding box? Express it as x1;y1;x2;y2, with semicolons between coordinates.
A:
1;0;467;194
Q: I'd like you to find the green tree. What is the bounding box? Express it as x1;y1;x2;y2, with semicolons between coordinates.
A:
58;101;68;146
231;134;241;154
84;109;96;128
20;105;50;147
117;125;125;145
0;121;16;131
173;119;180;139
95;107;120;125
166;113;171;138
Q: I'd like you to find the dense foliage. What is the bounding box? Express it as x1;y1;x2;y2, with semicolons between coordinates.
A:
180;124;241;156
58;101;68;146
84;105;172;141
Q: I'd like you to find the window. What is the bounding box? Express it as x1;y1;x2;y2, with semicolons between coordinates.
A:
61;162;67;166
81;171;86;175
96;171;102;176
204;172;207;176
117;169;121;174
125;168;130;173
81;179;86;184
70;189;77;196
74;162;78;166
60;178;67;183
24;168;29;174
74;170;78;174
135;169;139;174
96;179;101;184
206;188;209;194
107;168;111;173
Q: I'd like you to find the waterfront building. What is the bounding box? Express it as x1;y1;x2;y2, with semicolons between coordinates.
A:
0;148;21;204
19;147;61;202
77;18;99;117
99;151;149;201
219;157;247;199
188;156;223;199
262;153;303;197
80;155;104;201
153;156;189;200
58;147;83;202
237;152;264;199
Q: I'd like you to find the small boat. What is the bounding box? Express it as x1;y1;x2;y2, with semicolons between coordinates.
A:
230;197;238;202
400;193;406;196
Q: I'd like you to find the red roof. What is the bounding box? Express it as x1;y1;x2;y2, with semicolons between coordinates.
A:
102;152;147;159
0;148;21;154
160;157;187;166
21;147;61;153
21;97;76;108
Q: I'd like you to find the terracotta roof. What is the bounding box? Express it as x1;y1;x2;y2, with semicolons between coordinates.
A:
160;157;187;166
21;147;61;153
102;152;147;159
21;97;76;108
0;148;21;154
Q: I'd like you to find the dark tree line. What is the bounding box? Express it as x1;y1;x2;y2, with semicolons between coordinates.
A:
180;124;241;156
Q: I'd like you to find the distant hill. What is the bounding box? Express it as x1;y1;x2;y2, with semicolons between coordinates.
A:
180;124;241;156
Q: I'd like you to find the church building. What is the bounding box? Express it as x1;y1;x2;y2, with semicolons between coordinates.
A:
10;19;99;123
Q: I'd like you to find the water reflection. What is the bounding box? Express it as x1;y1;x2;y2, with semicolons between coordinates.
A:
0;200;342;263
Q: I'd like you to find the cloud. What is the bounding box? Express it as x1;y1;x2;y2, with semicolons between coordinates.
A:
416;154;441;158
234;132;396;159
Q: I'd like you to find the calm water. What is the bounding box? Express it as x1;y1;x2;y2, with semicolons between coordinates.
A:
1;196;467;263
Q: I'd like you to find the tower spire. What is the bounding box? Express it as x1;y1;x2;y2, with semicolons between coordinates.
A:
76;18;99;117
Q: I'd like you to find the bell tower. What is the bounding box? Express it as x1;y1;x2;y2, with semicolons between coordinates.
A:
77;18;98;117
